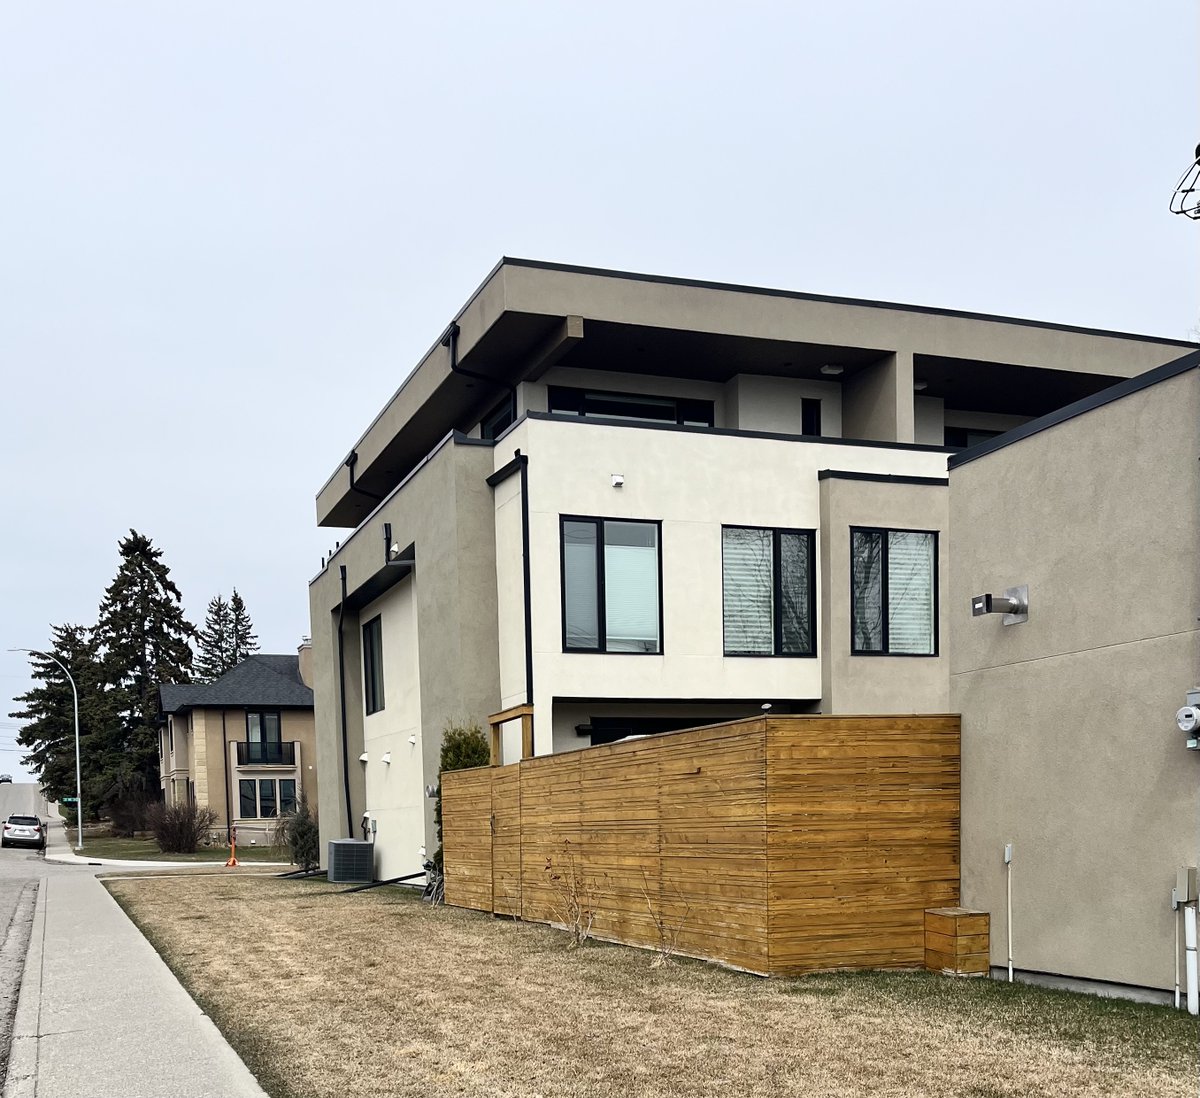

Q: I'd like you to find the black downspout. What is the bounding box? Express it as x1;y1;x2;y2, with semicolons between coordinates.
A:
442;321;518;427
344;450;384;503
337;565;354;837
519;456;533;708
221;709;232;843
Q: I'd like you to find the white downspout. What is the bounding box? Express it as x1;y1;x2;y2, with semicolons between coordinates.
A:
1184;903;1198;1015
1175;895;1182;1010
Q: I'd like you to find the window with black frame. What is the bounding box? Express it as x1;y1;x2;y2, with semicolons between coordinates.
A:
562;517;661;653
548;385;714;427
722;526;815;656
850;527;937;655
362;615;385;714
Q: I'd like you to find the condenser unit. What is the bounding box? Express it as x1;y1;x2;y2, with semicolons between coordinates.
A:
328;839;374;884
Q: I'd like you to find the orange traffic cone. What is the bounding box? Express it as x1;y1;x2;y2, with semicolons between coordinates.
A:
225;825;240;868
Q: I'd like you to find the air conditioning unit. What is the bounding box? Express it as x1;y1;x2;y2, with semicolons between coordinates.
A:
328;839;374;884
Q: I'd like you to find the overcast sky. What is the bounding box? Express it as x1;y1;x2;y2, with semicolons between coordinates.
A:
0;3;1196;779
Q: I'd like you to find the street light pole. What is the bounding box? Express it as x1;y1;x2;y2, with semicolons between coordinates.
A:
9;647;83;852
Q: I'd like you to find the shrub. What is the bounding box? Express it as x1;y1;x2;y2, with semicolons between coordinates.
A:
110;795;153;838
432;720;490;871
279;793;320;872
147;800;218;854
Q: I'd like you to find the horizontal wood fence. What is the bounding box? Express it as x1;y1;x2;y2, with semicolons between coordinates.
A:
442;714;960;975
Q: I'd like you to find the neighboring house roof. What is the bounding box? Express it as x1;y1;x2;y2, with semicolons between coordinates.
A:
158;655;313;715
947;348;1200;470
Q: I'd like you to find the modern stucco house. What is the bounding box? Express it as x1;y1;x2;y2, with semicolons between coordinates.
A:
158;646;318;842
308;258;1193;881
951;347;1200;999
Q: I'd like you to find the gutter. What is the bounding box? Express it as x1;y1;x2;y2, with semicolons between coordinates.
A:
442;321;517;428
486;450;534;707
344;450;384;503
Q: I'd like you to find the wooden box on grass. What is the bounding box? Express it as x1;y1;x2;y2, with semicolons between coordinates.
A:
924;907;989;976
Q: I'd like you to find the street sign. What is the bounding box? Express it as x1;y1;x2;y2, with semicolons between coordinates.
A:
60;796;77;804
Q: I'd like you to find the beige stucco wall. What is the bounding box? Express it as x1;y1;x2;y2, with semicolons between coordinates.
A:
951;367;1200;991
309;437;501;872
818;475;950;714
726;375;844;437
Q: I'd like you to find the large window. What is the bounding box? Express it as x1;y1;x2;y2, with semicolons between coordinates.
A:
239;777;298;819
362;615;384;715
851;528;938;655
548;386;714;427
561;517;662;653
722;527;815;656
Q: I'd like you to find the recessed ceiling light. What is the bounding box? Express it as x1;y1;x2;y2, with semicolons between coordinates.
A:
820;364;844;376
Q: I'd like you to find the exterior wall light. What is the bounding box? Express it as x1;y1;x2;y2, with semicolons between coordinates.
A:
611;474;624;488
971;585;1029;625
358;751;369;763
381;752;392;765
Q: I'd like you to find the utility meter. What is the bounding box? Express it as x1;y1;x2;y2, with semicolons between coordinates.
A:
1178;706;1200;735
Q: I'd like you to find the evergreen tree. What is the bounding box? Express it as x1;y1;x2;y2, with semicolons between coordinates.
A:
93;530;196;804
194;594;234;683
8;625;117;807
229;588;259;665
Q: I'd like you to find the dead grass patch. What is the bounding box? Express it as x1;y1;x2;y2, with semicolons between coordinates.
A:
104;874;1199;1098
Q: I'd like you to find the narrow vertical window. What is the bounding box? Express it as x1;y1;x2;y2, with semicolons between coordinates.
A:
259;779;277;819
722;527;814;656
362;615;385;714
563;520;600;649
279;779;297;816
239;779;257;818
851;528;937;655
801;398;822;437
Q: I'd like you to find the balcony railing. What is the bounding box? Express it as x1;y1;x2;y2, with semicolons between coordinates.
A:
236;741;297;767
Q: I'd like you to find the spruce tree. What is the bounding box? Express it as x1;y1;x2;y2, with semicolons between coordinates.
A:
229;588;259;665
194;594;234;682
93;530;196;805
9;625;118;808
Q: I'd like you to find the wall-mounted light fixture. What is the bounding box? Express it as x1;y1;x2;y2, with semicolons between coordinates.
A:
408;734;417;746
611;473;624;488
971;585;1029;625
358;751;369;763
381;751;392;765
913;379;928;392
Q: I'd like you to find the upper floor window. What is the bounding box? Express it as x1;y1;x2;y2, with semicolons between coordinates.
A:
851;528;937;656
246;711;281;744
722;527;815;656
548;386;714;428
562;517;661;653
480;396;516;440
362;615;385;714
801;398;821;437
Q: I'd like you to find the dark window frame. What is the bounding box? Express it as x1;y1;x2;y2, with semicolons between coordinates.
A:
362;615;385;715
548;385;715;428
721;525;817;658
801;398;822;437
238;778;257;818
849;525;940;657
559;515;665;655
245;710;282;744
480;395;517;440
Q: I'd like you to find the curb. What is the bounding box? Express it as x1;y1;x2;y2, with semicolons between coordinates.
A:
2;880;46;1098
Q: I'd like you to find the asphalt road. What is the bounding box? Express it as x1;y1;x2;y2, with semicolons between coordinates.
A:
0;783;53;1085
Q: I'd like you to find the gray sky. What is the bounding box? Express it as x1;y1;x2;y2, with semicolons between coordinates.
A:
1;2;1197;780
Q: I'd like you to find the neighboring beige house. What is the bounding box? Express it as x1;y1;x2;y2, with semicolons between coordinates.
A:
950;348;1200;999
308;257;1194;882
158;646;318;842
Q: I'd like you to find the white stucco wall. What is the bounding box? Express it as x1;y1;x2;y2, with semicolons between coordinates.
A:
360;577;426;879
495;416;949;753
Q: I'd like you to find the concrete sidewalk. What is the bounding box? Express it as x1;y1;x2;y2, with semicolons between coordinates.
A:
3;828;267;1098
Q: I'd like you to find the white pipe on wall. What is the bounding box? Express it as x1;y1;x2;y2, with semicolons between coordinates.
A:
1175;903;1182;1010
1005;845;1014;983
1185;904;1198;1016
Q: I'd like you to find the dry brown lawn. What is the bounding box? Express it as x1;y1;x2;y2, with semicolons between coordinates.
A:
105;874;1198;1098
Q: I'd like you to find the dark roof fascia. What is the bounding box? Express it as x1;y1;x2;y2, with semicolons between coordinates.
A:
503;258;1199;349
525;410;955;455
818;470;949;487
948;349;1200;470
